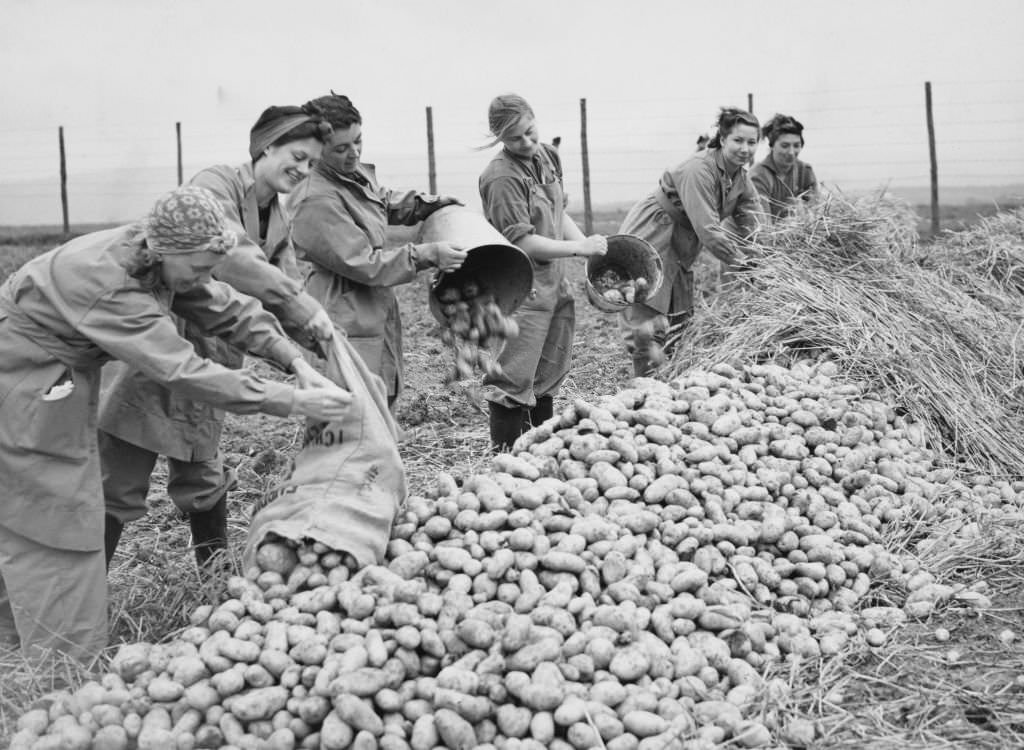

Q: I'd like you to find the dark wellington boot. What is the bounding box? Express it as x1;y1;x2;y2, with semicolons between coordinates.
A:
189;495;228;570
529;395;554;426
104;514;124;569
488;401;530;454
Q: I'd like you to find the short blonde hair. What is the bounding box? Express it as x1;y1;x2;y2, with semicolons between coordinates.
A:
483;94;535;149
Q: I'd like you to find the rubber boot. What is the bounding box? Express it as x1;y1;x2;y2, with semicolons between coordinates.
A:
488;402;530;454
189;495;228;570
104;514;124;569
529;395;554;427
632;353;654;378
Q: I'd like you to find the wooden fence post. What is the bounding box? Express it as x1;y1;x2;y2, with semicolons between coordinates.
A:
426;106;437;194
176;121;183;186
58;126;69;236
925;81;940;235
580;98;592;235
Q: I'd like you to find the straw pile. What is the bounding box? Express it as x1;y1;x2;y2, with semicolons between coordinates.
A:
665;194;1024;477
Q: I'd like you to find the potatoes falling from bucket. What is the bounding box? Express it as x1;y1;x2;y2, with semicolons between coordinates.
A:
585;234;664;313
418;206;534;381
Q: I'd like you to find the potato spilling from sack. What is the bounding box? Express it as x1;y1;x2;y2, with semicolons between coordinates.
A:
436;280;520;381
592;267;649;305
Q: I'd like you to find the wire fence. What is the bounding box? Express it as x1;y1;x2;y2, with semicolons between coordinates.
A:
0;79;1021;230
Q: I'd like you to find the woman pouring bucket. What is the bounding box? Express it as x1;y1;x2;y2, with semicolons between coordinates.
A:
476;94;608;452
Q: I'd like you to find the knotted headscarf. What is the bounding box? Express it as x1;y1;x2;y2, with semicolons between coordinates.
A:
145;186;237;255
248;105;318;161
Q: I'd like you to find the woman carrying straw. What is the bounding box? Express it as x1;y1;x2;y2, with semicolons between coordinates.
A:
477;94;607;451
290;92;468;410
98;105;337;571
749;113;818;222
0;186;352;662
619;107;762;377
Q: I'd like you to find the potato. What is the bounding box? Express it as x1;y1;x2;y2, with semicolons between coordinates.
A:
433;707;477;750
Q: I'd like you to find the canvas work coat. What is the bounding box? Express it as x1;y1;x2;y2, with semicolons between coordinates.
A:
97;163;320;462
621;148;761;316
289;161;444;399
749;152;818;222
0;226;299;551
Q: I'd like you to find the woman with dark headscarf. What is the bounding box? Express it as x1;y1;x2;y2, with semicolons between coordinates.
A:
618;107;762;377
98;105;337;571
749;113;818;222
290;92;467;409
0;186;352;661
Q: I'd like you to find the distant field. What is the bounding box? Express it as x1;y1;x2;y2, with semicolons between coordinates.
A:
2;198;1022;282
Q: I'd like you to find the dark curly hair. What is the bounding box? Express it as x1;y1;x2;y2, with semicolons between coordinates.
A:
304;92;362;130
707;107;760;149
762;113;805;147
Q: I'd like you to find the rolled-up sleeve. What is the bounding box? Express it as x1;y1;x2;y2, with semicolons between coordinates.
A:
77;286;295;417
479;174;534;243
386;188;441;225
292;195;418;287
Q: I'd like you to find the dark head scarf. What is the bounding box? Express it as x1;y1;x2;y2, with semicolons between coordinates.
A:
248;105;319;161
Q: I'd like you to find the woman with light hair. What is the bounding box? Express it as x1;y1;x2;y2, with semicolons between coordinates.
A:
749;113;818;222
0;185;352;662
477;93;607;451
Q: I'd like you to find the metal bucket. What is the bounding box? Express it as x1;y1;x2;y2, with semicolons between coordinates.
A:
418;206;534;324
585;234;664;313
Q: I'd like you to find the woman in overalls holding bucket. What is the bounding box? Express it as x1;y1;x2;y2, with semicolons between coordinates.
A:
478;94;607;452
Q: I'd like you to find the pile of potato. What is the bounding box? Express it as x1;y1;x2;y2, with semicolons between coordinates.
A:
435;281;520;382
591;268;650;306
14;361;1020;750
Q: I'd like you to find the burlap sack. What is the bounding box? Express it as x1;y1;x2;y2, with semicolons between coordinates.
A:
243;332;407;568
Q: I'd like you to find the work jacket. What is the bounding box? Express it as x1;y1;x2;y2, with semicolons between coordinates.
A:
623;148;761;314
0;225;299;550
97;163;319;461
290;161;443;398
749;152;818;222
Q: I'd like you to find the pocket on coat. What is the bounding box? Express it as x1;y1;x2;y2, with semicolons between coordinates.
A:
7;366;92;460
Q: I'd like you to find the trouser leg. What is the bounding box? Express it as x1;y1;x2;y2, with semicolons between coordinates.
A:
0;524;107;664
529;395;554;426
104;515;123;568
620;303;667;378
100;431;159;524
488;401;531;454
166;453;231;569
100;431;160;565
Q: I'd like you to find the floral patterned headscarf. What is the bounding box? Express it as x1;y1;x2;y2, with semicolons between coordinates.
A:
144;186;237;255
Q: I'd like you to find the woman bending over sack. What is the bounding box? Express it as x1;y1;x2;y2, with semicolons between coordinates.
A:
618;107;762;377
0;186;352;662
98;104;336;572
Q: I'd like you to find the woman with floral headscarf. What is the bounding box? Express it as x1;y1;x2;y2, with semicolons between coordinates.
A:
98;105;336;571
0;186;352;662
749;113;818;222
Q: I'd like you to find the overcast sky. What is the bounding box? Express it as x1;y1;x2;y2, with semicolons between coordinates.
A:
1;0;1022;223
